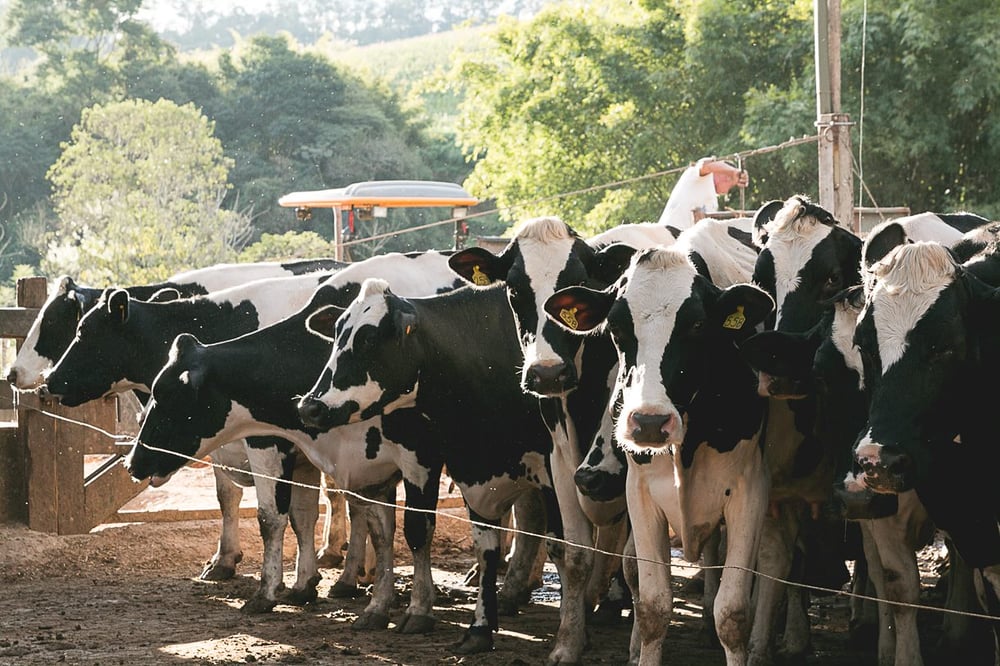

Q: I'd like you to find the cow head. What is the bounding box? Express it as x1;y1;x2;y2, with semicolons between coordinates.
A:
449;217;634;397
544;247;773;455
298;278;418;430
752;195;861;335
125;333;231;486
7;277;101;390
44;288;142;406
851;241;1000;493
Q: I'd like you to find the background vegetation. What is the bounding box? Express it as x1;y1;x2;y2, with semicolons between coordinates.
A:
0;0;998;297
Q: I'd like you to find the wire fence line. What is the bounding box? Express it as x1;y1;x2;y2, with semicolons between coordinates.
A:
7;391;997;624
339;133;823;250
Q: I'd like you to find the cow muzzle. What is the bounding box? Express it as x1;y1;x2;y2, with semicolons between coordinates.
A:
624;411;677;447
854;443;914;494
523;360;577;397
573;466;625;502
297;395;358;431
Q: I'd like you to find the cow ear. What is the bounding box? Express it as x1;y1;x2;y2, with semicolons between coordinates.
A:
448;246;511;286
863;221;908;270
305;305;345;341
106;289;131;323
148;287;181;303
752;199;784;247
713;284;775;334
544;286;615;334
589;243;637;287
57;275;76;295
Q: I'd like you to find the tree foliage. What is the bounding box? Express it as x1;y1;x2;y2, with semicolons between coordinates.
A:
44;98;252;284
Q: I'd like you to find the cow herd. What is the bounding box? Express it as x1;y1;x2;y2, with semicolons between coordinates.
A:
7;194;1000;665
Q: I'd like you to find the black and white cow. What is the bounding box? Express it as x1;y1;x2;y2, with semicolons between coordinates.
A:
543;247;775;666
850;239;1000;574
745;197;996;664
5;259;344;583
296;279;587;663
120;251;475;634
448;215;760;650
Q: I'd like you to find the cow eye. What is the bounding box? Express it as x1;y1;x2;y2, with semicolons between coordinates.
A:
821;272;843;296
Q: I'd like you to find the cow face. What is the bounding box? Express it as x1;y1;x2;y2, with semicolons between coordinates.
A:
298;278;418;430
7;277;100;390
752;195;861;334
573;389;627;504
125;333;232;486
44;289;140;406
545;248;773;456
449;217;634;397
851;241;997;493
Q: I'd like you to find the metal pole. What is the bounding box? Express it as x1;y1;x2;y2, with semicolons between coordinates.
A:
815;0;855;230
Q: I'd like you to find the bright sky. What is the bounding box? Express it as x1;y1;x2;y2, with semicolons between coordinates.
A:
136;1;277;33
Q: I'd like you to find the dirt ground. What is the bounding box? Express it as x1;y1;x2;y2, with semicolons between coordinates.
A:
0;471;965;666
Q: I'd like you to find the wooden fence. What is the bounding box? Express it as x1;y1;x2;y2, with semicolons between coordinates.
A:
0;277;153;533
0;276;465;535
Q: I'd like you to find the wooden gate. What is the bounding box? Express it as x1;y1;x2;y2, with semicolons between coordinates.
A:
0;277;149;534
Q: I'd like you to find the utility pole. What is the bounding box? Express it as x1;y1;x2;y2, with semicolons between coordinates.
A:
815;0;855;230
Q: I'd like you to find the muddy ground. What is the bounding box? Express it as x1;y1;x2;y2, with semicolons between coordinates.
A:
0;477;968;666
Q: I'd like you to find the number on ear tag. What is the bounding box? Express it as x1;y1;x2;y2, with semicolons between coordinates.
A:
471;265;491;286
559;307;579;330
722;305;746;330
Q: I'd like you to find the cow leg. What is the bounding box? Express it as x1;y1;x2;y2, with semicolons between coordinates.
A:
847;549;880;648
858;520;897;666
716;461;767;666
352;484;398;631
626;467;673;666
396;475;441;635
748;502;801;666
317;474;348;568
241;444;290;614
498;488;545;615
780;549;812;660
700;525;723;646
621;530;642;665
200;462;244;581
591;518;632;626
283;456;321;605
454;508;501;655
329;499;371;599
865;503;925;666
546;442;594;665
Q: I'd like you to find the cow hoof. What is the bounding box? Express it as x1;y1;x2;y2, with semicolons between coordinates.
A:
396;613;436;634
317;547;346;569
848;619;877;649
241;596;277;614
199;562;237;581
352;612;390;631
328;581;363;599
453;627;494;655
497;595;522;617
285;586;319;606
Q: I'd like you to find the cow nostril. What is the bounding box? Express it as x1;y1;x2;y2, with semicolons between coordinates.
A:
297;397;326;423
884;452;912;476
630;413;672;443
6;368;18;385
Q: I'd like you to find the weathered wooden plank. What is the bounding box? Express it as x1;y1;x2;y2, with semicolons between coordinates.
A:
25;408;59;533
0;307;40;339
85;457;150;529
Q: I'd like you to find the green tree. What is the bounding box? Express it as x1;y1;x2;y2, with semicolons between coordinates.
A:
207;35;436;239
44;98;252;284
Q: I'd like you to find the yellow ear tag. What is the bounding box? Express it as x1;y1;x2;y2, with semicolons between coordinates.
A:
405;325;412;335
471;265;491;286
559;307;579;330
722;305;746;330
